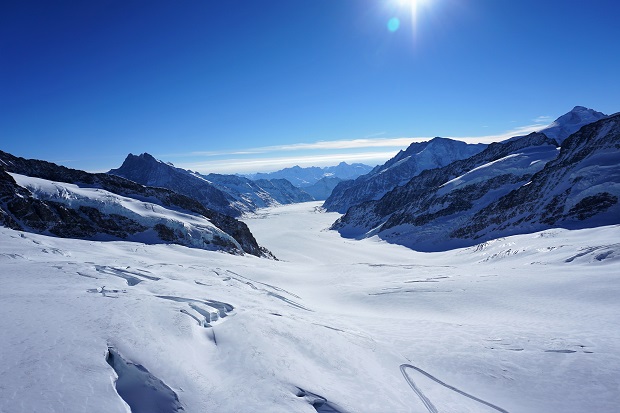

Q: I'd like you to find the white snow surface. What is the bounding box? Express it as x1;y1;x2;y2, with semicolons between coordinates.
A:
1;201;619;412
438;145;559;194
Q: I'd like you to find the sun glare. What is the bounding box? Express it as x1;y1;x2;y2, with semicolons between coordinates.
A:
397;0;430;7
392;0;432;34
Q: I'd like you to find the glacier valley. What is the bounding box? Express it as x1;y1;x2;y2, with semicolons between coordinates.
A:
0;202;618;412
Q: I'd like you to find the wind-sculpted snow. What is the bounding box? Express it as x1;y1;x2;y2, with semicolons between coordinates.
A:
1;202;619;412
106;347;185;413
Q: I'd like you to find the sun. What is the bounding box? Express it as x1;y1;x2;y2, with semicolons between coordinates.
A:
393;0;432;30
395;0;432;15
396;0;430;7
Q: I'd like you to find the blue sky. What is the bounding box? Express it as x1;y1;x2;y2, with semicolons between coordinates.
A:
1;0;618;173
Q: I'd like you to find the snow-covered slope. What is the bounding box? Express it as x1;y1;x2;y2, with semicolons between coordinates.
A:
332;133;556;243
381;144;559;250
454;112;620;241
538;105;607;143
9;172;248;251
109;153;313;216
324;107;606;215
0;150;268;257
1;202;619;413
334;114;619;251
323;137;487;213
247;162;373;187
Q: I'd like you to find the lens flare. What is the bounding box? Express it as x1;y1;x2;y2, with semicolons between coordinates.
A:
387;17;400;32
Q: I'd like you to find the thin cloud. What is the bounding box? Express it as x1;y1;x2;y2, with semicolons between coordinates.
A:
165;121;550;174
176;151;400;174
448;123;547;143
162;137;424;159
534;115;552;123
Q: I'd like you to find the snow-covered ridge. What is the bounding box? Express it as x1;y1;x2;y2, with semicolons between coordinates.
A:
9;172;244;252
438;145;559;193
324;137;487;213
109;153;314;216
0;149;272;257
333;112;620;251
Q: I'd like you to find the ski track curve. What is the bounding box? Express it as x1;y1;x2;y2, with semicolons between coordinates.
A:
399;364;509;413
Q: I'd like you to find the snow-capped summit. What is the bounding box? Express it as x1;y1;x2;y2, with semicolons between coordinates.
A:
539;106;607;143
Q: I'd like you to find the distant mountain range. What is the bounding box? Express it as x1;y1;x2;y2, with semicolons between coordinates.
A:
1;105;615;255
332;109;619;251
0;150;271;257
324;106;607;214
246;162;373;187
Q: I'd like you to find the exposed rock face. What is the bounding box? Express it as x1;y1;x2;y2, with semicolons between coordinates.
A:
0;169;147;240
323;138;487;213
453;114;620;241
110;153;313;215
333;114;620;251
0;151;270;257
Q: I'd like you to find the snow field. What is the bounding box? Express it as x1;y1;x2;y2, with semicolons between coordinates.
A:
0;201;619;412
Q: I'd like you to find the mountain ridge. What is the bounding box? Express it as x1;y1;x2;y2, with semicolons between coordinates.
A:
0;150;270;257
332;114;619;251
109;153;313;216
246;162;373;187
323;137;487;213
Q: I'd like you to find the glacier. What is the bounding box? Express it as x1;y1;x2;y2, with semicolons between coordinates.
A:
1;202;619;412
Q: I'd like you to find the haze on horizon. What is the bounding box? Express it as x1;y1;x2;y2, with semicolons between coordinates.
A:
1;0;618;174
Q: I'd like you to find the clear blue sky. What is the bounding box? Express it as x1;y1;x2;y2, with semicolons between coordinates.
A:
1;0;618;173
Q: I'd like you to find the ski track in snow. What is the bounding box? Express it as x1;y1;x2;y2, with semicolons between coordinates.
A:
400;364;509;413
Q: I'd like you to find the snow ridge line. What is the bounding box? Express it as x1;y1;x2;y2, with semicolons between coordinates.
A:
399;364;509;413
